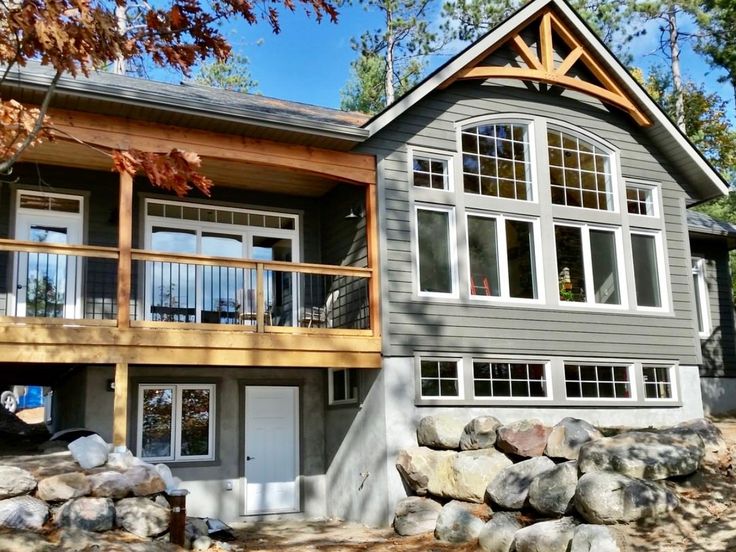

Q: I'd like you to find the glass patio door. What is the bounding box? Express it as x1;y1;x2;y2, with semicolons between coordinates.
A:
13;192;84;319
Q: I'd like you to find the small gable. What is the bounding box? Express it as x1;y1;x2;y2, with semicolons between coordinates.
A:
440;8;651;127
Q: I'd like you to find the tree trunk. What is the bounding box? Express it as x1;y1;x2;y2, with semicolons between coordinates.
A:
667;4;685;132
384;7;396;106
113;3;127;75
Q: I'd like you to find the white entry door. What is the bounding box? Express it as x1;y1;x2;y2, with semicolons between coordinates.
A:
244;386;299;515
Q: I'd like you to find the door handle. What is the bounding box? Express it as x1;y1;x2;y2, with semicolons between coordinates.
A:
246;456;255;461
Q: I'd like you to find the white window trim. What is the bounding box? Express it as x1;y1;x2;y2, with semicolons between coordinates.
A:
408;146;455;193
328;369;358;405
630;229;669;313
641;364;679;402
16;190;84;218
417;357;464;400
553;221;628;309
470;359;553;401
137;383;216;463
625;180;661;219
562;362;638;402
456;115;539;205
692;258;711;338
414;204;459;298
465;212;545;304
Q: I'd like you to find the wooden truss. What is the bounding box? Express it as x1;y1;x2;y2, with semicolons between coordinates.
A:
452;10;652;127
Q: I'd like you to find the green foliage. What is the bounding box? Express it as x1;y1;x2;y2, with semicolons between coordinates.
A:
193;55;258;93
696;0;736;101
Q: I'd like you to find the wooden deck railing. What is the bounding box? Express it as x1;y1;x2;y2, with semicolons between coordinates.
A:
0;239;376;336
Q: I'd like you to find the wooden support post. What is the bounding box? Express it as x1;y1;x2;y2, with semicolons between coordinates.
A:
256;263;265;333
365;184;381;338
112;362;129;450
117;172;133;328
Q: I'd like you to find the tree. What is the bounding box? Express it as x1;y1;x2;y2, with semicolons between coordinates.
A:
340;0;439;113
0;0;337;195
696;0;736;103
194;55;258;93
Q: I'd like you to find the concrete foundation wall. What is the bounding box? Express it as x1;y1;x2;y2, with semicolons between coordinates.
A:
77;365;328;523
701;377;736;415
382;356;705;522
324;369;390;527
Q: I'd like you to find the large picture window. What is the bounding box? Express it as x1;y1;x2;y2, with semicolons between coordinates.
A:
554;224;622;305
467;214;538;300
692;258;710;336
416;206;455;295
137;383;215;462
631;232;663;308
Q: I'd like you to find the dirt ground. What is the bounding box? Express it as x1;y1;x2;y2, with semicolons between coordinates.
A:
16;406;45;425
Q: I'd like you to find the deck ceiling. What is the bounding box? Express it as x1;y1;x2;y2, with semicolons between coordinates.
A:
21;140;338;197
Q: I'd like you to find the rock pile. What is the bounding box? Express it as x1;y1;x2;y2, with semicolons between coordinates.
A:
394;414;725;552
0;434;213;550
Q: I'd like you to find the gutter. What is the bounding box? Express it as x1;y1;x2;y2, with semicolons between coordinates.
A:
3;68;370;144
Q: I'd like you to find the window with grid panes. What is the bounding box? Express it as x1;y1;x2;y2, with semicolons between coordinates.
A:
420;359;460;398
412;155;449;190
626;185;655;216
564;364;632;399
461;123;532;200
642;366;674;399
473;362;547;398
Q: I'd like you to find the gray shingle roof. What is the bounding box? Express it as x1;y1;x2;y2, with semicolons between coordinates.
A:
687;210;736;237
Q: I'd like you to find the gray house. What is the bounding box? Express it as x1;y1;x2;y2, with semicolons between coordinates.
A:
0;0;733;528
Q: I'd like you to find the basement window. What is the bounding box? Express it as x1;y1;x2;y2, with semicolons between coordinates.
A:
329;369;358;405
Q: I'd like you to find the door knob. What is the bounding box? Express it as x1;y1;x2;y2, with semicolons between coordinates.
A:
246;456;255;461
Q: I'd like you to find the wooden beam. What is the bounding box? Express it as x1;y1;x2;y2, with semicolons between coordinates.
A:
47;109;377;186
539;13;554;72
365;183;381;338
112;362;129;449
556;46;584;76
117;172;133;329
511;35;544;71
256;263;265;334
0;239;118;258
457;66;651;126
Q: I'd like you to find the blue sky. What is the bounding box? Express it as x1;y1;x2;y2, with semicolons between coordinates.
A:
177;3;734;119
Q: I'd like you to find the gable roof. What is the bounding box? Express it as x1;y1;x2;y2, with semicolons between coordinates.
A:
363;0;729;201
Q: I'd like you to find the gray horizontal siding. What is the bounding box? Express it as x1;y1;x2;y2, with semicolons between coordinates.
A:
362;79;702;364
691;236;736;376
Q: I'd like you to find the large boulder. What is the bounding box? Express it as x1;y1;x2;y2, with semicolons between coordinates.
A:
54;497;114;532
570;524;621;552
434;500;492;544
87;471;132;499
545;418;602;460
393;496;442;536
0;496;49;530
68;434;109;470
417;414;470;450
126;467;167;497
396;447;455;496
460;416;502;450
478;512;522;552
512;517;577;552
663;418;731;471
396;447;512;502
36;472;91;502
106;450;146;471
528;461;577;516
578;431;704;480
487;456;556;510
0;466;37;499
574;472;678;524
496;419;551;457
115;497;171;537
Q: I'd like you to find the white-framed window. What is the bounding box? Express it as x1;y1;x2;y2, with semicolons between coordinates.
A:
137;383;216;462
419;358;462;399
631;231;665;309
415;205;457;297
472;361;549;399
564;363;634;400
461;121;533;201
626;182;658;217
554;223;625;306
328;369;358;405
466;213;541;301
410;150;452;191
642;365;676;400
547;127;614;211
692;257;711;337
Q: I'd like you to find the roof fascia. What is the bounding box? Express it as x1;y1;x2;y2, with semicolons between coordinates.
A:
5;69;369;144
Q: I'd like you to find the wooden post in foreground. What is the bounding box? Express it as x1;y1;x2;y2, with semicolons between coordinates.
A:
112;362;129;450
365;183;381;337
117;172;133;328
